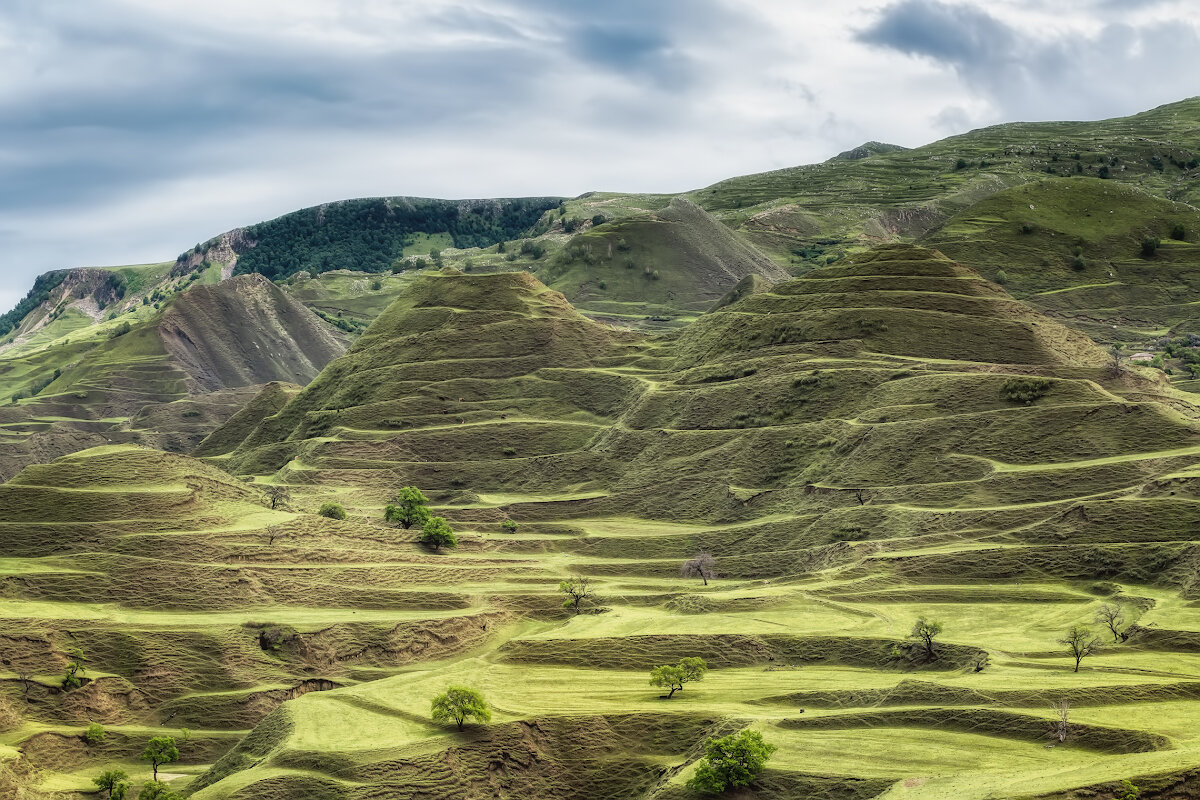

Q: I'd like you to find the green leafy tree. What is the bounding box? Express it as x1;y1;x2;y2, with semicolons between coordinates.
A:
384;486;431;529
431;686;491;731
1059;625;1102;672
93;769;129;800
688;729;776;794
62;647;86;690
909;617;943;660
1117;779;1140;800
559;575;596;614
420;516;457;552
85;722;106;744
141;736;179;781
500;519;519;534
650;657;708;698
318;502;347;520
136;781;182;800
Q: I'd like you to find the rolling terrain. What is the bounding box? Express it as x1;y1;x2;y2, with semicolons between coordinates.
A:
3;100;1200;799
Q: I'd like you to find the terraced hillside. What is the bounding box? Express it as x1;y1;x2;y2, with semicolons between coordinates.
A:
10;247;1200;798
0;275;348;480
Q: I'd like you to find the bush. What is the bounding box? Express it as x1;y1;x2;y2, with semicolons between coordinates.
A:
1171;223;1187;241
954;158;968;170
318;502;347;520
688;729;776;794
370;280;383;291
85;723;106;744
501;519;519;534
1072;256;1086;271
1020;222;1034;235
995;270;1008;285
1001;376;1051;404
109;321;133;339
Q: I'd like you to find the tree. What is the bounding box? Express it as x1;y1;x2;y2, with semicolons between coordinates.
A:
430;686;491;731
650;657;708;698
385;486;431;529
1171;223;1187;241
1058;625;1102;672
94;769;130;800
909;617;943;661
62;647;87;690
1142;237;1160;257
142;736;179;781
1110;342;1126;377
136;781;181;800
420;516;457;551
1051;698;1071;743
318;502;346;520
688;729;776;794
1095;603;1126;642
1117;779;1140;800
501;519;519;534
263;485;291;510
681;552;717;586
559;575;596;615
85;722;106;744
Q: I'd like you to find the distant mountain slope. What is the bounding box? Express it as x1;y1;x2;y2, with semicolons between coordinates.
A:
539;197;790;323
180;196;562;280
0;276;348;479
158;274;348;392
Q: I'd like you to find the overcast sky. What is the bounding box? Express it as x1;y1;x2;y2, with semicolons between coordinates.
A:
2;0;1198;311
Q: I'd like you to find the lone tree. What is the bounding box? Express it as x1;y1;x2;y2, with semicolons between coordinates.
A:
62;647;87;690
650;657;708;698
420;516;458;552
559;575;597;615
681;552;717;586
318;502;346;520
431;686;491;731
909;617;943;661
1110;343;1126;377
93;769;130;800
1051;698;1071;743
688;729;776;794
385;486;431;529
263;485;290;510
1095;603;1126;642
141;736;179;781
1058;625;1102;672
501;519;519;534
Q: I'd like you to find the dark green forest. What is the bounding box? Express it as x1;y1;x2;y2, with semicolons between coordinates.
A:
205;197;561;279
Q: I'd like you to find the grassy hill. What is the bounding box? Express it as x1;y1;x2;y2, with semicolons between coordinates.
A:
4;100;1200;800
3;252;1197;797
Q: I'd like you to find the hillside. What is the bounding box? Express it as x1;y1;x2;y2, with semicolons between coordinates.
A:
0;252;1173;798
5;99;1200;800
0;275;348;480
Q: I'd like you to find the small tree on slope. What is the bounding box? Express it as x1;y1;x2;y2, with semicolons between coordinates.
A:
688;729;776;794
431;686;491;731
681;552;717;586
141;736;179;782
1095;603;1126;642
420;516;457;552
909;617;943;661
385;486;431;529
1058;625;1102;672
559;575;597;615
650;657;708;698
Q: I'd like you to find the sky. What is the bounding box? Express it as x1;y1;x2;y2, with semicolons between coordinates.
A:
1;0;1198;311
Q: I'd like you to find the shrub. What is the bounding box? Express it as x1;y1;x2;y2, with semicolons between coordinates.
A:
591;213;607;226
688;730;776;794
318;502;347;520
1072;256;1086;271
954;158;968;170
995;269;1008;285
370;280;382;291
1001;376;1051;403
1142;237;1160;257
85;722;106;744
1020;222;1034;235
1171;223;1187;241
502;446;516;456
501;519;519;534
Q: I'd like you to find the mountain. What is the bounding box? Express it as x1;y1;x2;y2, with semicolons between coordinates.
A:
0;274;347;479
6;101;1200;800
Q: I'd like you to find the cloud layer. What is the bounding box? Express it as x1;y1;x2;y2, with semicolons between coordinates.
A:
1;0;1197;310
